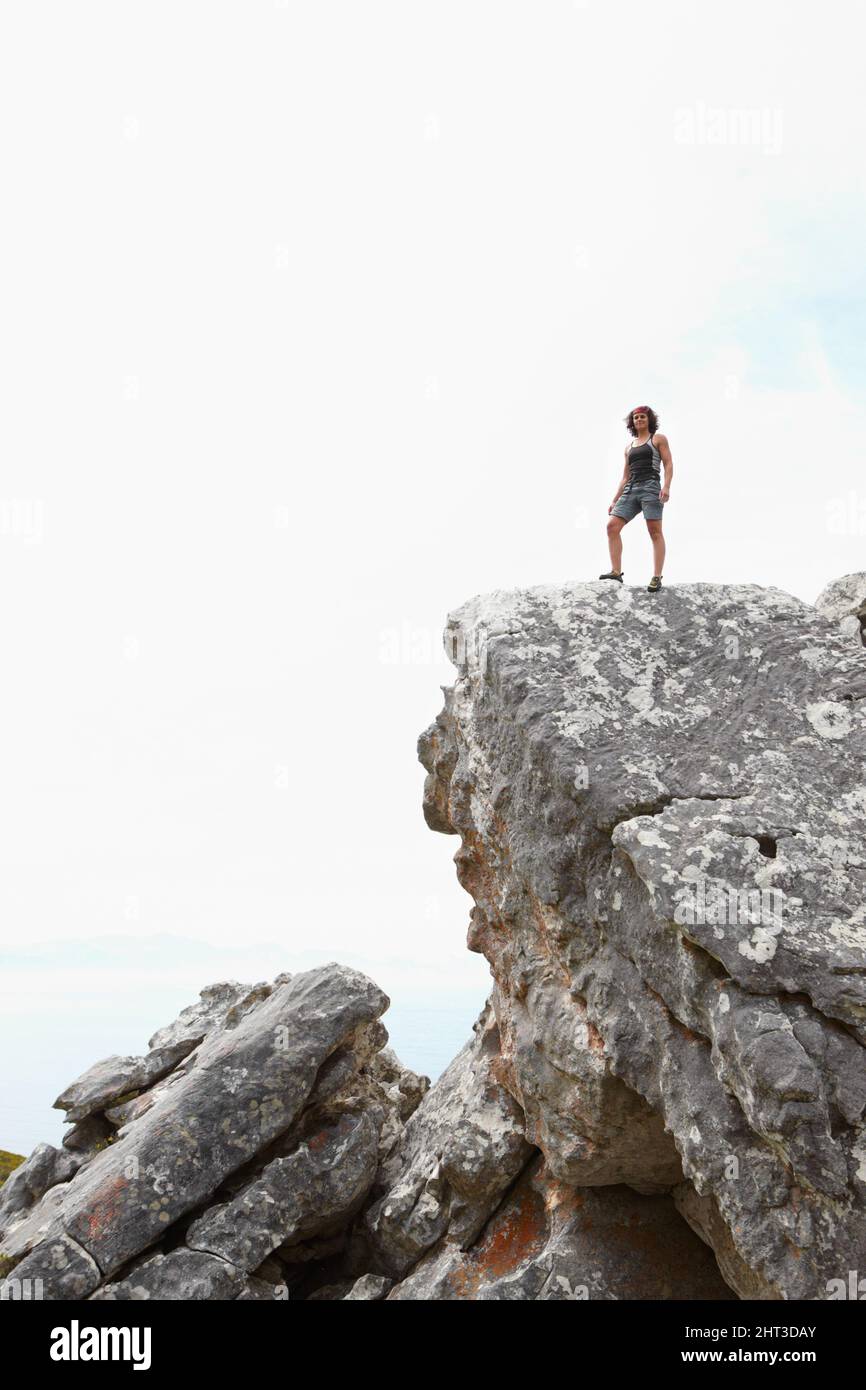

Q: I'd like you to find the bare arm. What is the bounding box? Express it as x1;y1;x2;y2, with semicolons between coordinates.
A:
655;432;673;502
609;446;630;512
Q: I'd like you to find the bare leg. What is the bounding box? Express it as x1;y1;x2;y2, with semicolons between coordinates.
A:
646;519;665;575
607;515;627;571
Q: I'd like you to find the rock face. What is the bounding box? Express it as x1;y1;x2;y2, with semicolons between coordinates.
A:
361;996;728;1301
815;570;866;645
0;1144;80;1229
1;962;731;1302
0;964;427;1300
419;579;866;1300
362;997;533;1278
387;1155;734;1301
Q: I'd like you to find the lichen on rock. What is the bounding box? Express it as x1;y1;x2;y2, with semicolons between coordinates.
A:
418;577;866;1299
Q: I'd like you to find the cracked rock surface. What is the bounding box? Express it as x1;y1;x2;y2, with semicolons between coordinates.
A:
362;996;533;1278
387;1154;734;1300
0;964;424;1300
815;570;866;645
2;968;733;1301
418;578;866;1299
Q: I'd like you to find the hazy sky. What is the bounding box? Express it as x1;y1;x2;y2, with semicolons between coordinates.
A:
1;0;864;1152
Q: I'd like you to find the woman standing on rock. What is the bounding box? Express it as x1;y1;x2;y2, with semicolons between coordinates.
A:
599;406;673;592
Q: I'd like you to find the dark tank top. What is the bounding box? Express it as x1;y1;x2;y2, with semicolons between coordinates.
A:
627;433;662;485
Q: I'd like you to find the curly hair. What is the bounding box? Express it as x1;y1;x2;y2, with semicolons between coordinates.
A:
624;406;659;437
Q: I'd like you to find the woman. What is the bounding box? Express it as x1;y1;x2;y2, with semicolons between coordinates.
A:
599;405;673;592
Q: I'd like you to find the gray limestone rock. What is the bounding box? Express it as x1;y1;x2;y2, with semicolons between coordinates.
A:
418;578;866;1299
815;570;866;645
61;1113;116;1155
91;1248;248;1301
4;964;391;1297
0;1143;80;1231
235;1277;289;1301
186;1109;380;1270
147;979;279;1053
387;1155;735;1300
363;995;534;1278
306;1279;355;1300
367;1045;430;1121
344;1273;393;1299
53;982;286;1133
53;1046;189;1125
5;1233;101;1300
0;1181;71;1261
672;1182;779;1301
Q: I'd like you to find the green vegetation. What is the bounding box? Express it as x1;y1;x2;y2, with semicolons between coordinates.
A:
0;1251;22;1279
0;1148;25;1188
91;1136;117;1153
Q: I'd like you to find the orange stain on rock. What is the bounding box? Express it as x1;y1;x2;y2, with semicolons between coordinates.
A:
85;1174;130;1244
444;1178;548;1298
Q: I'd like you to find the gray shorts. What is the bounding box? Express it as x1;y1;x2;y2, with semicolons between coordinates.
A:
611;479;664;522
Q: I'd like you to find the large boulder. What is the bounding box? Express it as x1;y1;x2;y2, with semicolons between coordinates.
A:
0;1144;80;1230
419;578;866;1299
1;964;427;1300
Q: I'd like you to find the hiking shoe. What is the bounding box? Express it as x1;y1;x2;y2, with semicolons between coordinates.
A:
599;570;624;582
647;575;663;592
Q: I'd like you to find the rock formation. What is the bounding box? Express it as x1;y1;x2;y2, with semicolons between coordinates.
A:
3;573;864;1301
0;967;425;1299
418;575;866;1300
815;571;866;646
0;966;729;1301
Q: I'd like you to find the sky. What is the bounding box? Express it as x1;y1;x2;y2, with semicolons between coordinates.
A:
1;0;865;1153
